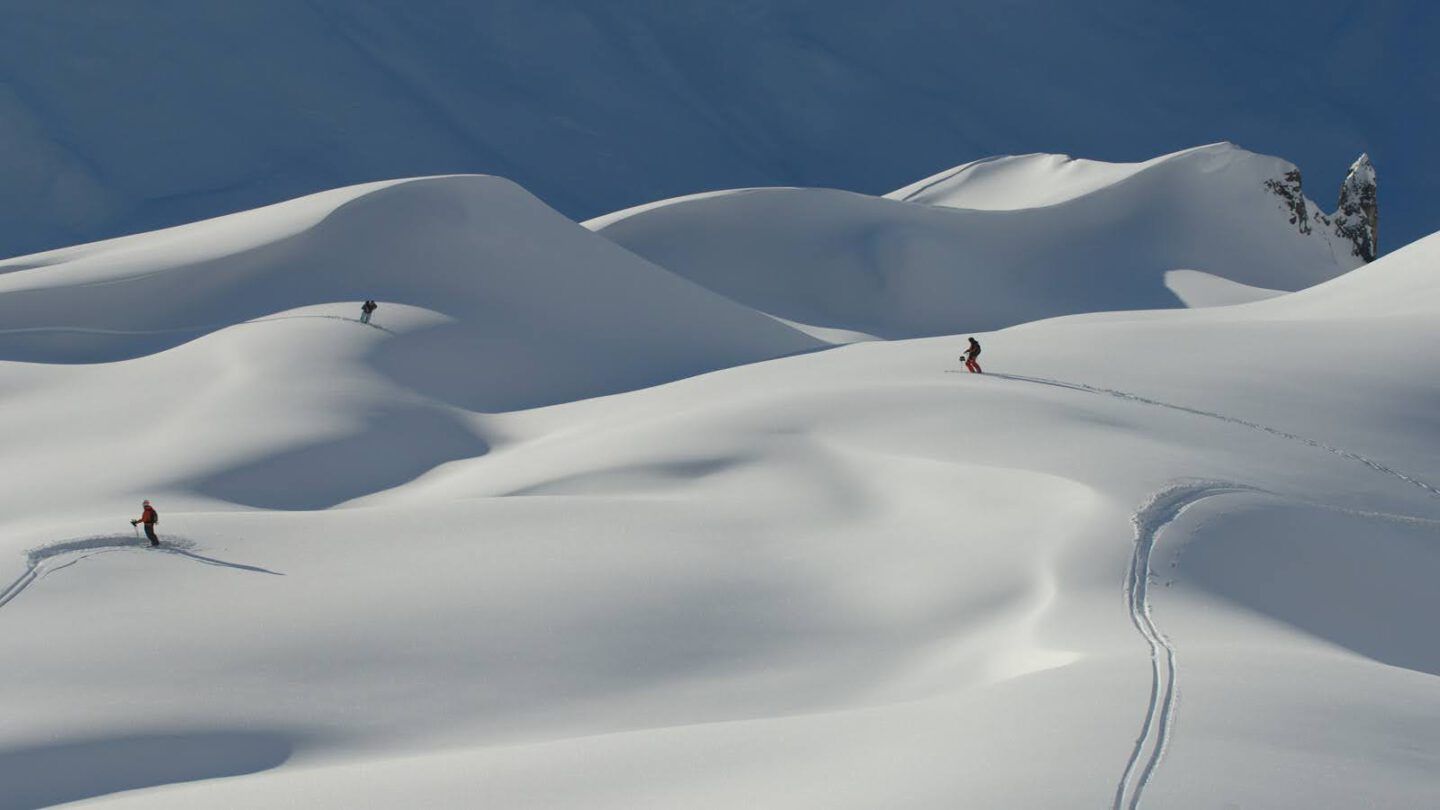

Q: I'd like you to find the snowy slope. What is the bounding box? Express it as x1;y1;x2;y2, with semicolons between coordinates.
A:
0;1;1434;259
0;174;820;522
1;179;1438;807
0;173;818;385
592;144;1359;338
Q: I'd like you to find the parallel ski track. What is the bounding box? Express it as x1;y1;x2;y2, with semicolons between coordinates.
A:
0;563;39;611
1112;482;1259;810
0;548;123;611
982;373;1440;809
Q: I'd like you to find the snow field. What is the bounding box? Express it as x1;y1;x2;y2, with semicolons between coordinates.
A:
1;148;1437;807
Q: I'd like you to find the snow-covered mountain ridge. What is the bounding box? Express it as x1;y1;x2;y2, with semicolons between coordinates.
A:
898;144;1379;262
593;143;1365;339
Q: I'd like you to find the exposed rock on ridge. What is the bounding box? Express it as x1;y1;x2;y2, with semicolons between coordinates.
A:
1334;153;1378;262
1264;153;1378;262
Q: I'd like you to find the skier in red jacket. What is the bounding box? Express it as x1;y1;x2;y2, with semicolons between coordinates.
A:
130;499;160;547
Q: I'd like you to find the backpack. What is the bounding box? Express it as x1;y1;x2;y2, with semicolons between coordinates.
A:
151;508;159;525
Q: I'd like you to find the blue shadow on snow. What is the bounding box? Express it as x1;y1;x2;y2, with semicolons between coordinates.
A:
0;731;295;809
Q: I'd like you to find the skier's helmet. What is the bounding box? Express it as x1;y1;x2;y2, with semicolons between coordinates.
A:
143;499;151;506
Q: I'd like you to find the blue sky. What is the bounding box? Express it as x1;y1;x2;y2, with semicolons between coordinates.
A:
0;0;1432;257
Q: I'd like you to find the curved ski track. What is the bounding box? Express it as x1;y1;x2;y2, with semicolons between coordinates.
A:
0;536;281;615
984;373;1440;808
0;549;123;611
1112;482;1260;810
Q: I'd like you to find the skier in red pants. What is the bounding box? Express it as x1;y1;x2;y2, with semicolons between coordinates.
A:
130;499;160;547
963;337;983;373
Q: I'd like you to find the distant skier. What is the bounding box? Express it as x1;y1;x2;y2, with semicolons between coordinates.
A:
359;299;378;325
963;337;983;374
130;499;160;547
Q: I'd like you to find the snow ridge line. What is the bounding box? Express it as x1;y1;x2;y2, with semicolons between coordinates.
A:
0;313;395;338
1112;482;1262;810
996;375;1440;500
894;163;975;202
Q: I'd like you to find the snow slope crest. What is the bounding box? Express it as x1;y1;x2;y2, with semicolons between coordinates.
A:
893;142;1364;270
0;173;818;379
594;144;1364;339
885;142;1242;210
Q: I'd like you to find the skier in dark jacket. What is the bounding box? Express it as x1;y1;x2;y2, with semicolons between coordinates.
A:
963;337;983;374
360;300;378;325
130;499;160;547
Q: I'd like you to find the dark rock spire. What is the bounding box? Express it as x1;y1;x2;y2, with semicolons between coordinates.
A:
1334;154;1378;262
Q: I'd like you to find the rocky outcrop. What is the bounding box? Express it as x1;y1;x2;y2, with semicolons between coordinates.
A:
1333;153;1378;262
1264;169;1312;235
1264;153;1377;263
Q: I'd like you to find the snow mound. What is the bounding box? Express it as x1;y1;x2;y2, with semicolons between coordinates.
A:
592;144;1362;339
1163;269;1284;308
0;174;819;393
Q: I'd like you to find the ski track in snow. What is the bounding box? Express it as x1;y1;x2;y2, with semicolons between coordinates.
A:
976;372;1440;809
996;374;1440;499
0;536;281;614
0;564;40;611
1;368;1432;805
1112;482;1261;810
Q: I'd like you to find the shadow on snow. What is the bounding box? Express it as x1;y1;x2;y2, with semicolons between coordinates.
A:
0;731;296;809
